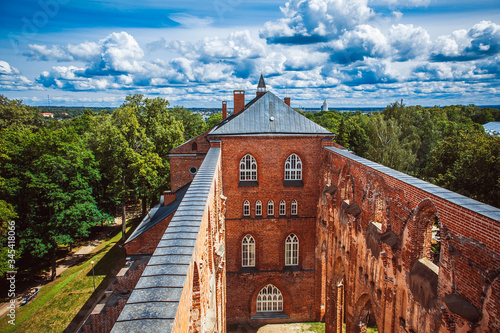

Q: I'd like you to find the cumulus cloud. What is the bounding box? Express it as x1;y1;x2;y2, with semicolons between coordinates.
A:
388;24;431;61
431;21;500;61
259;0;374;44
0;60;34;90
325;25;389;64
24;42;100;62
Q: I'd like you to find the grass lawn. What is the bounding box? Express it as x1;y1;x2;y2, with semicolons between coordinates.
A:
0;225;131;333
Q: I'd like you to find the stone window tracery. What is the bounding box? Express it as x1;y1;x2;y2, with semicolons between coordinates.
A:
243;200;250;216
284;153;302;180
255;200;262;216
240;154;257;181
242;235;255;267
256;284;283;312
285;234;299;266
267;200;274;216
279;200;286;216
291;200;298;215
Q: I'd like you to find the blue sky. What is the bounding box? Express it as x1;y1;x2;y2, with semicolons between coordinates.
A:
1;0;499;108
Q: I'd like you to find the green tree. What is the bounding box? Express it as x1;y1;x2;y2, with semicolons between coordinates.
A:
365;114;417;173
0;95;43;130
425;130;500;207
170;105;206;140
0;127;108;280
336;114;370;156
206;113;223;129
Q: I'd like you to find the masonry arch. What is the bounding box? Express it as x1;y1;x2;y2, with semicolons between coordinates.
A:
402;198;441;310
353;294;379;333
250;281;291;317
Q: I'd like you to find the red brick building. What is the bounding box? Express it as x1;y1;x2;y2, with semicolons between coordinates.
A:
107;77;500;333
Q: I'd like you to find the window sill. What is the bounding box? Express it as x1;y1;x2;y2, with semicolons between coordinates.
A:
252;312;289;320
239;266;259;273
283;180;304;187
239;181;259;187
283;265;301;272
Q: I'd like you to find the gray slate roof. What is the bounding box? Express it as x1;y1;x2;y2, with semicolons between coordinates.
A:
327;147;500;222
124;182;190;244
209;92;332;136
111;147;221;333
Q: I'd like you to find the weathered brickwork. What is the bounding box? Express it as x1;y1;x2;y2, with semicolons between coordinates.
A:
213;135;332;327
319;147;500;333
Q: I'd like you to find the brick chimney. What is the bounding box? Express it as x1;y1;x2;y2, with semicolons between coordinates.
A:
284;97;291;106
233;90;245;114
162;191;176;206
222;101;227;119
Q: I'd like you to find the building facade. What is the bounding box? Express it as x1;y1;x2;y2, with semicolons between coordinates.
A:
107;77;500;333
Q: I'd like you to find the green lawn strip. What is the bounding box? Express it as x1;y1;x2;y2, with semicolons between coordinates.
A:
297;322;325;332
0;228;127;333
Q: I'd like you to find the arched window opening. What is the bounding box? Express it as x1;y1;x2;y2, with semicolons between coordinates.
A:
243;200;250;216
240;154;257;181
279;200;286;216
255;200;262;216
285;234;299;266
267;200;274;217
242;235;255;267
431;216;441;265
291;200;298;215
256;284;283;312
284;153;302;180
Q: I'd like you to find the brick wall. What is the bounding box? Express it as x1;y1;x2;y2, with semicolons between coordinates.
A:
320;147;500;333
218;136;328;327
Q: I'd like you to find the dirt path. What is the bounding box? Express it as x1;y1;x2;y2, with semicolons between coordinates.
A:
0;214;133;319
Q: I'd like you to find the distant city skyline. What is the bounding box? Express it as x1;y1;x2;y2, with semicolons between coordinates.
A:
1;0;499;107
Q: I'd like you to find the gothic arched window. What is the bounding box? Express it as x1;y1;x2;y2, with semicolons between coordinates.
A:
285;234;299;266
285;153;302;180
240;154;257;181
256;284;283;312
242;235;255;267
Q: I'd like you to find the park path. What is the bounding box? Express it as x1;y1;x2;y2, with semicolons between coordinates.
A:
0;215;129;319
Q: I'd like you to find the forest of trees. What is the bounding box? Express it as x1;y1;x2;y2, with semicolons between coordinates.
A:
0;94;498;281
0;94;218;280
303;103;500;207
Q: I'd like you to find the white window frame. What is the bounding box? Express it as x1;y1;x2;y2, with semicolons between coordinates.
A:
242;235;255;267
243;200;250;216
285;234;299;266
255;200;262;216
291;200;298;215
279;200;286;216
256;284;283;312
240;154;257;181
267;200;274;217
284;153;302;180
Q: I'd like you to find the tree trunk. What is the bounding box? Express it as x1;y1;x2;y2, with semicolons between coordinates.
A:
122;201;126;242
50;250;57;281
142;196;147;218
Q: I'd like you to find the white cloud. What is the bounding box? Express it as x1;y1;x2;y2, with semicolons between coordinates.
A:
260;0;375;44
388;24;431;61
431;21;500;61
0;60;34;90
326;25;390;63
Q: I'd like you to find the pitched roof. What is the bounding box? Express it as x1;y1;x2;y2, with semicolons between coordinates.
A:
208;92;332;136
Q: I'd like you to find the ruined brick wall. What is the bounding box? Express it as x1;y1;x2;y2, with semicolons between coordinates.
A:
172;148;226;333
123;215;173;255
218;136;330;326
319;147;500;333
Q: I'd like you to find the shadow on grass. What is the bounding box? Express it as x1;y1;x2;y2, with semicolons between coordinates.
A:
63;219;140;333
